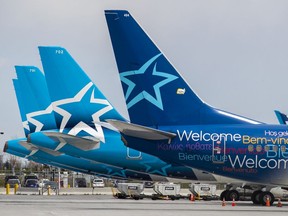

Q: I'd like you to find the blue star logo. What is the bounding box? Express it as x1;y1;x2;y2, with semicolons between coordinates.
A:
103;165;127;178
140;160;171;176
120;53;178;110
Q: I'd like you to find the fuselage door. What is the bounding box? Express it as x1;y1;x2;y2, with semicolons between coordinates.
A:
212;139;226;163
126;147;142;160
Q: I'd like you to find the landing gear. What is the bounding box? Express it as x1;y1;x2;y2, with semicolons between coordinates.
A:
220;184;278;206
250;190;275;205
226;190;240;201
251;190;262;204
220;190;227;201
259;191;274;206
220;190;239;201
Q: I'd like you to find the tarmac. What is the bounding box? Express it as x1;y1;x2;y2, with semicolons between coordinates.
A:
0;188;287;216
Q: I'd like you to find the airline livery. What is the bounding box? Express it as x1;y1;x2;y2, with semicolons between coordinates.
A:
105;10;288;205
5;9;287;206
6;66;156;180
23;47;215;182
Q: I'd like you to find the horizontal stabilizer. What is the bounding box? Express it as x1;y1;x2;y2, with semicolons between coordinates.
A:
18;141;63;157
106;119;176;142
43;132;100;151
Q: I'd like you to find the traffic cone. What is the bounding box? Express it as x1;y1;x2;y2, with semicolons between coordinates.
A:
189;194;195;202
277;198;282;207
222;198;226;206
265;197;270;207
231;198;236;206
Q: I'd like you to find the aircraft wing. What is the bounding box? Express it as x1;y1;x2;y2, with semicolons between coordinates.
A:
43;132;100;151
106;119;176;143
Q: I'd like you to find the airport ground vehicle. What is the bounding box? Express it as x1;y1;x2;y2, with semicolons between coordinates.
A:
151;183;181;200
114;183;145;200
113;182;185;200
189;183;218;200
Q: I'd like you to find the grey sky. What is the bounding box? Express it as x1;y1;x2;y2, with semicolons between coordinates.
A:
1;0;288;153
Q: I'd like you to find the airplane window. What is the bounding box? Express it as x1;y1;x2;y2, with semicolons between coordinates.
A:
273;145;278;152
256;145;262;152
264;145;269;152
248;145;253;152
281;145;286;152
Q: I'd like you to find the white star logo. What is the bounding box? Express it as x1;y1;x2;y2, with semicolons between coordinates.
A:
22;120;30;132
26;104;54;132
52;82;113;143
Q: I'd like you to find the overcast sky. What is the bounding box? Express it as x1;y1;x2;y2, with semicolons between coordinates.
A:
1;0;288;153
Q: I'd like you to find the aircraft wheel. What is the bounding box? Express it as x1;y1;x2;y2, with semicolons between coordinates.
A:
225;190;239;201
133;196;140;200
251;190;262;204
220;190;228;201
259;191;274;206
170;196;175;201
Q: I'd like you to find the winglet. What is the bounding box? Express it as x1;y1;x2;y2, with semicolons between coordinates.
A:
274;110;288;125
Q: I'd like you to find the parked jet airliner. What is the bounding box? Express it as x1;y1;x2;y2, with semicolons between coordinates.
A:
105;10;288;205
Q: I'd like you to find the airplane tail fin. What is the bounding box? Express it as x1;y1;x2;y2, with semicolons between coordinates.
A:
105;10;260;126
14;66;57;133
13;79;30;136
274;110;288;125
38;46;126;130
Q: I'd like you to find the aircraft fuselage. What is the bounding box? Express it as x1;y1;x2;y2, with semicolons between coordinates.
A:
124;124;288;186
